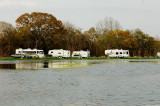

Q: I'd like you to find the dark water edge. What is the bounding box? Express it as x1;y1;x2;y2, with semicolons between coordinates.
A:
0;59;160;70
0;60;160;106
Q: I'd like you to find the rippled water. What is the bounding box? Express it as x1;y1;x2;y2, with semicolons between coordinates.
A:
0;59;160;106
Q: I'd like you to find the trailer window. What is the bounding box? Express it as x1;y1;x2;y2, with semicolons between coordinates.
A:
51;51;53;53
23;51;36;53
116;52;118;55
58;52;61;54
126;52;128;54
120;52;122;54
74;54;80;56
38;51;44;54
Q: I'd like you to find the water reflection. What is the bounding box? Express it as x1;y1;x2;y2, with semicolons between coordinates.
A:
0;64;15;69
0;59;160;70
16;62;44;70
0;61;101;70
43;61;48;68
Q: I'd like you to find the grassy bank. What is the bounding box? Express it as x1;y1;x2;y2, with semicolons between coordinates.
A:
0;57;160;61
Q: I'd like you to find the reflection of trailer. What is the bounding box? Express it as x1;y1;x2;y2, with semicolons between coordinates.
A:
48;49;70;58
157;52;160;57
72;50;90;58
14;48;44;58
48;61;88;69
16;62;44;70
105;49;129;58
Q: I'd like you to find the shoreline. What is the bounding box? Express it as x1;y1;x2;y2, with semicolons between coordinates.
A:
0;57;160;61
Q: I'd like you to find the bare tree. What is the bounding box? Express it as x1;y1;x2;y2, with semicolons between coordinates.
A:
84;27;97;52
0;21;14;36
0;21;15;56
96;17;122;34
64;22;77;52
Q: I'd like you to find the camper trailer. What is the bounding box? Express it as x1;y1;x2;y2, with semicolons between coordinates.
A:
48;49;70;58
157;52;160;57
72;50;90;58
12;48;44;58
105;49;129;58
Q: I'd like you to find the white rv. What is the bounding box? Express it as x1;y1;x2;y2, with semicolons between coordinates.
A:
157;52;160;57
105;49;129;58
72;50;90;58
48;49;70;58
13;48;45;58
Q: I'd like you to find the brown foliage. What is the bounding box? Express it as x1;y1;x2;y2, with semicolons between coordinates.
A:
16;12;67;53
0;14;159;57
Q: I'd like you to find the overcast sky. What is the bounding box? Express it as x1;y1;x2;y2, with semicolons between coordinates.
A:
0;0;160;37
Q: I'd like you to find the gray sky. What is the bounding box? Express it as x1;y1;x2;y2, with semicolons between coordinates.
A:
0;0;160;37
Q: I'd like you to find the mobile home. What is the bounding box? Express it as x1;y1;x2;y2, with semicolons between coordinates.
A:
13;48;44;58
72;50;90;58
48;49;70;58
105;49;129;58
157;52;160;57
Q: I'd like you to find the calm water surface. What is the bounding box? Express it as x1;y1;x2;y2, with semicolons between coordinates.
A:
0;59;160;106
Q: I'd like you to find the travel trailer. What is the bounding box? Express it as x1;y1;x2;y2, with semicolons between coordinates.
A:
72;50;90;58
48;49;70;58
157;52;160;57
12;48;44;58
105;49;129;58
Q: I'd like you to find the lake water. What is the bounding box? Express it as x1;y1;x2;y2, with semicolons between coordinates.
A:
0;59;160;106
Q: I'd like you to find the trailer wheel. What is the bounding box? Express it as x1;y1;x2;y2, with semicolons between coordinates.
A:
58;56;62;58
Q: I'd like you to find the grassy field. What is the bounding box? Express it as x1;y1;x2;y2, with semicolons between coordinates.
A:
0;57;160;60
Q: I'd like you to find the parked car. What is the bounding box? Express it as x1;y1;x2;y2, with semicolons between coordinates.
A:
11;54;24;58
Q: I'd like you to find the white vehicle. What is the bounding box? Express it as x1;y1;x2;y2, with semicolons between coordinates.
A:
157;52;160;57
72;50;90;58
48;49;70;58
15;48;44;58
105;49;129;58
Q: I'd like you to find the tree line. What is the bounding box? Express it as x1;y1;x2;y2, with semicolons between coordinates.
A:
0;12;160;57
